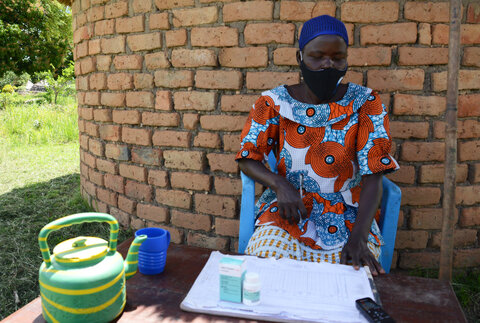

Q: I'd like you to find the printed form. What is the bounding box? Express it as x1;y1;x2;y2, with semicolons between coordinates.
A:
181;251;374;323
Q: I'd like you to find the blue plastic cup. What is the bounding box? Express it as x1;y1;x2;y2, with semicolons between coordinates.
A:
135;227;170;275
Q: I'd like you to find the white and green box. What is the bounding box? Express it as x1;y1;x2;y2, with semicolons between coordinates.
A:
219;256;246;303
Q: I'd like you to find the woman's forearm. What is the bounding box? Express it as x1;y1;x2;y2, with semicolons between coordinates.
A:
237;158;285;191
350;173;383;242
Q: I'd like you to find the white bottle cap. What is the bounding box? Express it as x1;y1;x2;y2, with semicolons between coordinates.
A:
244;272;259;284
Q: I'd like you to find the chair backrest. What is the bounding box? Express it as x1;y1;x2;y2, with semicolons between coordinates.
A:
238;152;402;273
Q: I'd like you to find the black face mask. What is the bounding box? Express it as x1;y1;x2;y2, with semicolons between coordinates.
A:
300;60;347;102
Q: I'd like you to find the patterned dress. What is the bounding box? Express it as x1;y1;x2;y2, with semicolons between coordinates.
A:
235;83;399;263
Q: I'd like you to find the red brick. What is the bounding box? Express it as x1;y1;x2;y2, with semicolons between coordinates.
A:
126;91;154;108
85;121;100;136
432;70;480;91
459;140;480;161
171;172;211;191
98;124;122;141
94;109;112;122
244;23;295;45
401;142;444;162
105;1;128;19
367;69;424;91
419;164;469;184
105;143;129;161
73;25;94;44
101;35;125;54
142;112;180;127
194;133;221;148
398;47;448;66
219;47;268;68
130;217;145;230
223;1;273;22
101;93;125;107
80;57;96;75
166;29;187;47
171;49;216;68
399;252;439;269
77;92;86;105
343;71;363;85
474;163;480;183
106;73;132;91
125;180;153;202
120;163;148;183
80;134;89;150
173;91;216;111
164;150;204;170
347;47;391;66
433;24;480;45
341;1;399;23
145;52;170;70
89;138;104;157
463;47;480;68
456;185;480;205
432;229;477;248
122;127;152;146
118;195;135;214
187;232;228;251
200;115;247;131
395;230;429;249
196;70;242;90
96;55;112;71
459;94;480;117
280;1;336;21
155;91;172;111
133;73;153;90
148;170;168;187
104;174;124;193
409;208;454;230
183;113;199;130
404;2;450;22
137;203;169;222
96;158;117;174
207;153;238;174
80;107;93;120
273;47;297;66
152;130;191;147
112;110;140;125
77;76;89;90
147;223;184;243
460;207;480;227
467;3;480;23
195;194;236;218
221;95;257;113
401;187;441;206
83;152;97;169
385;165;415;184
393;94;446;116
454;249;480;268
155;0;194;10
154;70;193;88
76;41;88;59
191;27;238;47
246;72;300;90
113;55;143;70
214;177;242;196
83;178;97;196
95;19;114;36
224;134;241;152
116;16;144;34
418;23;432;45
171;210;211;231
127;33;162;51
390;121;429;139
215;218;239;237
172;7;218;27
131;147;162;166
360;23;417;45
97;187;118;207
434;120;480;139
132;0;152;13
149;12;169;30
88;168;104;186
156;189;192;209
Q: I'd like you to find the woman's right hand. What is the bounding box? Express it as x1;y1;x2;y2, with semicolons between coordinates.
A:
274;177;308;224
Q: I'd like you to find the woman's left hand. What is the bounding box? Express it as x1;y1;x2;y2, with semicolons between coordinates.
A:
340;236;385;276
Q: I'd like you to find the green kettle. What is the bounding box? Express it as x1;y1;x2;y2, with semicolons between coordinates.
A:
38;212;147;323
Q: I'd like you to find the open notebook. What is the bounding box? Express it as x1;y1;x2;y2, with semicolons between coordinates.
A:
181;251;378;323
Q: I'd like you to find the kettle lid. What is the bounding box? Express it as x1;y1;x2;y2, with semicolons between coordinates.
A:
53;236;109;264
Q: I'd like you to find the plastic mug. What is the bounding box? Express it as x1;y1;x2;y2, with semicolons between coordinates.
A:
134;227;170;275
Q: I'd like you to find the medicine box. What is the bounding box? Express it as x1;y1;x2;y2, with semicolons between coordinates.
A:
219;256;246;303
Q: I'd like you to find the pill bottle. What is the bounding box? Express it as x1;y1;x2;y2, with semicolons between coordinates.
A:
242;272;260;305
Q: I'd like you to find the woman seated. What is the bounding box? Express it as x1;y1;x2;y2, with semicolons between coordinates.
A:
236;15;399;276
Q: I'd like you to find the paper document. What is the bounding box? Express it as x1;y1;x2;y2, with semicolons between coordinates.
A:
181;251;374;323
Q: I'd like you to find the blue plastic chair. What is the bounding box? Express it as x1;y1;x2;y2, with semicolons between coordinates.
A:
238;152;402;273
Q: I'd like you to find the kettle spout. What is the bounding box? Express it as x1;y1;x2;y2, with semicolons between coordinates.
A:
124;234;147;280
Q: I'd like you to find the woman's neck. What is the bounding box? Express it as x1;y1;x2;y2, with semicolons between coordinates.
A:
286;82;348;105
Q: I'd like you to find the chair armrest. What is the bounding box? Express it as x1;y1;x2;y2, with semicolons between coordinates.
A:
238;171;256;254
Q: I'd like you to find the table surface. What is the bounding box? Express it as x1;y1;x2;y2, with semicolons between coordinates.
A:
2;237;467;323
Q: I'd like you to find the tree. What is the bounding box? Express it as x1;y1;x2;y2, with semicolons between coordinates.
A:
36;62;75;104
0;0;72;78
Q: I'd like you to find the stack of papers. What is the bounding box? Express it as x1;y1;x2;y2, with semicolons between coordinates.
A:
181;251;375;323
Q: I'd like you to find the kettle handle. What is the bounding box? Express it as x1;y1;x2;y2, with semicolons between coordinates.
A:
38;212;119;267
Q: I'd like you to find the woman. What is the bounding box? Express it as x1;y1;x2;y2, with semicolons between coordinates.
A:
236;15;399;276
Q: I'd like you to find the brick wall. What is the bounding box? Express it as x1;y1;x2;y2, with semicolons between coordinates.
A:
72;0;480;269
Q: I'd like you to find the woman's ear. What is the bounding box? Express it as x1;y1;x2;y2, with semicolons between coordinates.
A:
296;50;302;64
